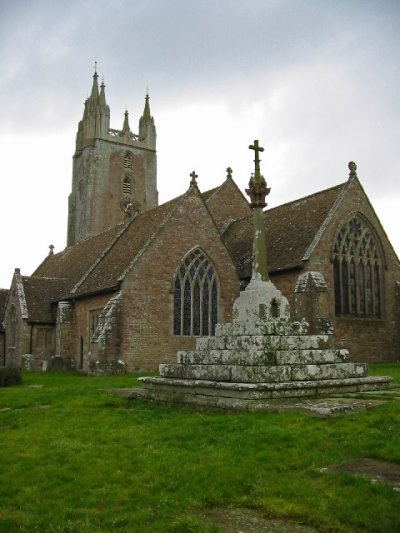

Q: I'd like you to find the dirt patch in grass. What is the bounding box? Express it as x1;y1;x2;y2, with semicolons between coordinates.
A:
197;508;320;532
323;458;400;490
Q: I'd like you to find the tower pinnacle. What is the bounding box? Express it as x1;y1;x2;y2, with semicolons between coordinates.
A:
122;109;130;132
90;70;99;100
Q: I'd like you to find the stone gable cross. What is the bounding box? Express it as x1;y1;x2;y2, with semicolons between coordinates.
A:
190;170;198;185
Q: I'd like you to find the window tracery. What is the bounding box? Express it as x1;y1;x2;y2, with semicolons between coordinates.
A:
173;248;219;336
332;215;383;317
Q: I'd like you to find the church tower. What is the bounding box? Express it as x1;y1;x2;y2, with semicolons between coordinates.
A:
67;70;158;246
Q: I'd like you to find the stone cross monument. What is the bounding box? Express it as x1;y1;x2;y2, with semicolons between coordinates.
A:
132;141;392;411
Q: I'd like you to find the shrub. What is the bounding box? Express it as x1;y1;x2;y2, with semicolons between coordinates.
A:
0;366;22;387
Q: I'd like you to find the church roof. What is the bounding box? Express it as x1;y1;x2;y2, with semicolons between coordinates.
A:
72;196;181;297
33;224;125;297
33;195;183;300
223;181;347;278
30;179;348;303
21;276;69;323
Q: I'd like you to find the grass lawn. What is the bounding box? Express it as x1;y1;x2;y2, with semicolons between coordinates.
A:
0;364;399;532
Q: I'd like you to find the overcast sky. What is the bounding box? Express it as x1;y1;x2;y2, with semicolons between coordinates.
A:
0;0;399;288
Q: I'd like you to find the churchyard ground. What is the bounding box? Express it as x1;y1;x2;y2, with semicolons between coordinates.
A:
0;364;399;532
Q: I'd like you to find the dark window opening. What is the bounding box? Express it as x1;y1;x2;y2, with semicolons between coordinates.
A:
333;215;382;317
173;248;219;336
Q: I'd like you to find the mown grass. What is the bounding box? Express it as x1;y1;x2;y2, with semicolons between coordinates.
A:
0;364;399;532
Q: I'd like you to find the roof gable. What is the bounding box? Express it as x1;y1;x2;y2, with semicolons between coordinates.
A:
33;224;124;298
72;195;183;297
205;176;251;233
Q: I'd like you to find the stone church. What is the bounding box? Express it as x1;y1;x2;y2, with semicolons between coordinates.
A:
1;72;399;372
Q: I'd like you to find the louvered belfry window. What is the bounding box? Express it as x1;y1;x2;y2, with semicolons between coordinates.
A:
122;176;131;195
123;152;132;169
174;248;219;336
333;215;383;317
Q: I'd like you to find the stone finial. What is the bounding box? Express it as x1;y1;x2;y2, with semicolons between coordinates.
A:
190;171;198;186
348;161;357;179
226;167;233;179
246;140;271;208
49;244;55;256
15;268;20;274
122;109;130;132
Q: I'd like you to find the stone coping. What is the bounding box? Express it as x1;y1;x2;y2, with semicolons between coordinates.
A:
139;375;392;391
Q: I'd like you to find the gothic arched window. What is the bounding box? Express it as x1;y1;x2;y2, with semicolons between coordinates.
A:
173;248;219;336
332;215;383;317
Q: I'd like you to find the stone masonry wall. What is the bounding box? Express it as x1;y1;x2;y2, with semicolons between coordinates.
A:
206;178;251;234
72;293;118;372
3;274;30;368
304;177;400;362
70;138;157;245
119;186;241;371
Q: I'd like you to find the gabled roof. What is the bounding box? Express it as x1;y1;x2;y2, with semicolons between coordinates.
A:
224;181;348;278
33;223;125;298
0;289;9;331
32;194;184;300
21;277;69;323
73;195;182;297
28;178;349;304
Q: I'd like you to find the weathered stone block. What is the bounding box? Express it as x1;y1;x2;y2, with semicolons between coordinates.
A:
276;349;348;365
290;363;367;381
160;363;232;381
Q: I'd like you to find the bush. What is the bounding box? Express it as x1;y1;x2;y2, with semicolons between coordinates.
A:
0;367;22;387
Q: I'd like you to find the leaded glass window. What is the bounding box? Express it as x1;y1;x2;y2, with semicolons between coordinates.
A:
332;215;383;317
174;248;219;336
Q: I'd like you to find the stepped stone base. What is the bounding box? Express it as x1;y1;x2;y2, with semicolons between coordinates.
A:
134;375;392;408
131;277;392;409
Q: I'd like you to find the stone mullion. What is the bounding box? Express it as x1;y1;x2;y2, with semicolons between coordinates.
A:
371;260;377;316
199;277;204;336
362;256;368;316
345;253;351;314
355;257;361;315
338;255;344;315
179;276;184;336
189;276;194;336
377;261;383;317
208;276;213;335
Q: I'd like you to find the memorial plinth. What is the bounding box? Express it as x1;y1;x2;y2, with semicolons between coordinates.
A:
132;141;392;410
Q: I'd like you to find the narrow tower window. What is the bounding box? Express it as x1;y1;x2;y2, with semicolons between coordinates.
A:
123;177;132;195
332;215;383;317
123;152;133;169
174;248;219;336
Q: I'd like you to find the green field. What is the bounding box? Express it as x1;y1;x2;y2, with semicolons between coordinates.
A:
0;365;399;532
